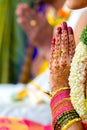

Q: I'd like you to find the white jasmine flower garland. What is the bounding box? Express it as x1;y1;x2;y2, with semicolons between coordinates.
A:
69;26;87;120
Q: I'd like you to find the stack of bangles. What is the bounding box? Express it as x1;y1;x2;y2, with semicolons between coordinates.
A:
50;87;81;130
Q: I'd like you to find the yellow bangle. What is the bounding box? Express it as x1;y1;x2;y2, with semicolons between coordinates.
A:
61;118;81;130
51;87;69;98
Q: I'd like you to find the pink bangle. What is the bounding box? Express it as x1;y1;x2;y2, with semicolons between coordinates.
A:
50;89;70;109
53;101;74;122
50;88;77;129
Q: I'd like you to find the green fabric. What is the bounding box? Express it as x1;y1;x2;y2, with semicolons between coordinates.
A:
80;26;87;45
0;0;33;83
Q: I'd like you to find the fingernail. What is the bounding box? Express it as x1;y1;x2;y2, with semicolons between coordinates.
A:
62;22;67;30
51;37;55;44
68;27;73;34
56;27;61;34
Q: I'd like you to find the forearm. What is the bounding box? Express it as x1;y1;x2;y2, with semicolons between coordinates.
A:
50;87;84;130
67;121;84;130
50;22;85;130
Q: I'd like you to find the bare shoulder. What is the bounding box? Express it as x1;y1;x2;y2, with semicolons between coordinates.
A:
74;10;87;45
79;10;87;24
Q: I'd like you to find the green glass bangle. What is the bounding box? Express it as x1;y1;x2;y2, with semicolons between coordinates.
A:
54;110;80;129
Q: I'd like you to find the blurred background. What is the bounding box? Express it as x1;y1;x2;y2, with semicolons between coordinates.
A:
0;0;34;84
0;0;86;129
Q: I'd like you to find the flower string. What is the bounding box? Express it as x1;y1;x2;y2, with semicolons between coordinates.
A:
69;26;87;120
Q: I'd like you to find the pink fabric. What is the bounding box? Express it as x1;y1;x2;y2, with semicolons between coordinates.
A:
24;119;52;130
0;118;52;130
82;122;87;130
0;127;9;130
44;126;52;130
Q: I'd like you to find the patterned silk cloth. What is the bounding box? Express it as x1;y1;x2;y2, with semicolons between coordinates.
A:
0;118;52;130
0;118;86;130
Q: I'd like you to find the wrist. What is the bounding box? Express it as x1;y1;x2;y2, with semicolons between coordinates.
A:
50;79;69;92
51;85;69;92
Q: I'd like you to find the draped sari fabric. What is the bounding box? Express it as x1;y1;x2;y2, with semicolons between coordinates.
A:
0;118;52;130
0;0;32;83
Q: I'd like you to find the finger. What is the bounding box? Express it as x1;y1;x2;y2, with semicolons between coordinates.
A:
50;27;61;73
16;4;36;36
68;27;75;64
17;17;31;38
17;18;26;28
16;4;30;29
54;27;61;67
16;3;35;24
25;8;37;31
16;4;29;16
49;37;55;73
60;22;69;66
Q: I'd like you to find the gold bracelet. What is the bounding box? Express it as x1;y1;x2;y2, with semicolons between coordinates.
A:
61;118;81;130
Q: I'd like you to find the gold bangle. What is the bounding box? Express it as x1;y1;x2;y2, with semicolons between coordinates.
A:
61;118;81;130
51;87;70;98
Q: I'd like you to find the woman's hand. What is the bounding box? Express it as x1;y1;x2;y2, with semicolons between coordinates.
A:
49;22;75;92
16;3;53;47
